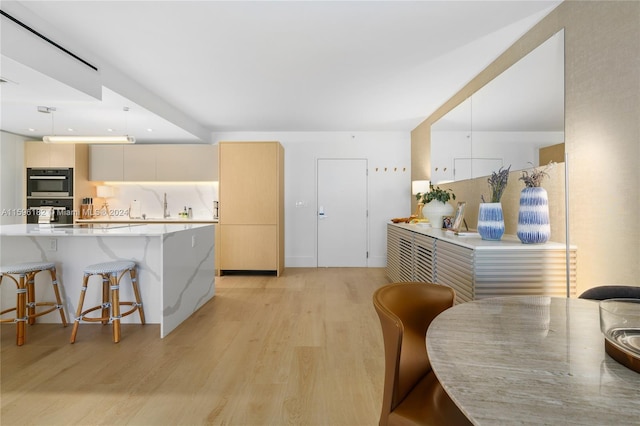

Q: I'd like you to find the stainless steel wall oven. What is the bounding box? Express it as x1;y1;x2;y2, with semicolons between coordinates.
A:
27;168;73;198
26;168;74;224
26;198;74;224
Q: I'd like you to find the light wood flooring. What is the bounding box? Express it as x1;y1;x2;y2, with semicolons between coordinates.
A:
1;267;389;425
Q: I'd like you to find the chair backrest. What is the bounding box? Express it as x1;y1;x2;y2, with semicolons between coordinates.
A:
579;285;640;300
373;282;456;424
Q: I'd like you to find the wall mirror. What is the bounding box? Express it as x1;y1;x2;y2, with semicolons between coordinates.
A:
431;29;565;184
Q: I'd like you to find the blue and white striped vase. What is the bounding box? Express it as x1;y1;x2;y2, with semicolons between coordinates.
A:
477;202;505;241
517;187;550;244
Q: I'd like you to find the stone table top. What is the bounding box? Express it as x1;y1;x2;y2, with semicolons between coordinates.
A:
427;296;640;425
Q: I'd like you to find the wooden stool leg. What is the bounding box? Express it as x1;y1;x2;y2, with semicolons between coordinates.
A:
26;271;36;325
101;274;110;325
16;274;27;346
111;272;121;343
129;267;145;324
70;274;90;344
49;267;68;327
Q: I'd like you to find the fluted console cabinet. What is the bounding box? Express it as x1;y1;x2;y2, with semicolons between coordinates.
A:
387;223;576;303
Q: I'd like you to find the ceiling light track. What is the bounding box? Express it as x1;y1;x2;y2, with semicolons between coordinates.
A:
43;136;136;144
0;9;98;72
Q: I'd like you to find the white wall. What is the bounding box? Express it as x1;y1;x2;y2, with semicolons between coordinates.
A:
0;131;26;225
213;131;412;268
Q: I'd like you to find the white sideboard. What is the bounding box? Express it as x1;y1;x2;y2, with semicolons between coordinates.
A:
387;223;577;303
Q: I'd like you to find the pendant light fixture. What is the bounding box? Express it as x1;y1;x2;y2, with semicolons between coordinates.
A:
41;105;136;144
43;135;135;144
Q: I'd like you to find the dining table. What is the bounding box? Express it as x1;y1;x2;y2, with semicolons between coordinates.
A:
426;296;640;425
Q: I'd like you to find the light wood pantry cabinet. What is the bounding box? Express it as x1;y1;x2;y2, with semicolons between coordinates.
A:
386;223;577;304
25;141;76;167
89;144;217;182
218;141;284;276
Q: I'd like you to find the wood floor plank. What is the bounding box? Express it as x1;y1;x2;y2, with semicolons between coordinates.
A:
1;267;389;425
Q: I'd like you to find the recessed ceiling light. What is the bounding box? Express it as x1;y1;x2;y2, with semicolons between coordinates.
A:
107;128;114;132
67;128;74;132
147;128;153;132
28;128;36;132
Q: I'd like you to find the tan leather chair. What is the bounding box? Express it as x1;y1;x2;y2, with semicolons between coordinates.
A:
373;282;471;426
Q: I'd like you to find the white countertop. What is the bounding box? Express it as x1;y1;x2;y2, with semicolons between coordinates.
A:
390;222;572;250
75;218;218;224
0;223;213;237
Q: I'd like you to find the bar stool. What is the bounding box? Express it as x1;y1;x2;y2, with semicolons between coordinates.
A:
0;261;68;346
70;260;145;343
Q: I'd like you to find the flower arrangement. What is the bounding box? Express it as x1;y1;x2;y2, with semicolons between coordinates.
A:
519;162;555;188
415;184;456;204
481;165;511;203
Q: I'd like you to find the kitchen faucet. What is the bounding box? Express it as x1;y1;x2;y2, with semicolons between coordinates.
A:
163;193;170;218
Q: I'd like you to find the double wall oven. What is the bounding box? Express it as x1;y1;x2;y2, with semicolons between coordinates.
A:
26;168;74;224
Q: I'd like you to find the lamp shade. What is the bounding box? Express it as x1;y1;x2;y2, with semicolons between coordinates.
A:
96;185;114;198
411;180;430;195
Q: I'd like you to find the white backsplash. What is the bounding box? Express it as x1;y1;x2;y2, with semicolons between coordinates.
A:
93;183;218;220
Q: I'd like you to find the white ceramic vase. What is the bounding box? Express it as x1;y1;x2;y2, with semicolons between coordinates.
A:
477;202;505;240
517;187;550;244
423;200;454;229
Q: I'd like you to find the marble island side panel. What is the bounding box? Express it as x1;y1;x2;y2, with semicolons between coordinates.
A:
0;224;215;338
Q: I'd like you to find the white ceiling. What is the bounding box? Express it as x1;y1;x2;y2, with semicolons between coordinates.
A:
0;1;562;143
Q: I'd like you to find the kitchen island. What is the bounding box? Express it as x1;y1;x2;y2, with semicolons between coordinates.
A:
0;223;215;338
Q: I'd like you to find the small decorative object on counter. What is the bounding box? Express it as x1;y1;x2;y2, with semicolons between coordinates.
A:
517;162;554;244
416;184;455;229
129;199;142;219
179;206;189;218
478;165;510;241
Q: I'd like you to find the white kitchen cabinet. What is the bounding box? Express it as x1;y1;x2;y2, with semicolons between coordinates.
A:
156;145;217;181
25;141;75;167
89;144;216;182
386;223;577;304
123;145;156;181
89;145;124;181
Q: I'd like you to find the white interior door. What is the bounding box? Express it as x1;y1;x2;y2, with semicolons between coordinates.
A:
317;159;368;267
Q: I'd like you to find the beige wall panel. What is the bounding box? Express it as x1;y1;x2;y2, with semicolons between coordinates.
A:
73;144;91;221
539;143;565;166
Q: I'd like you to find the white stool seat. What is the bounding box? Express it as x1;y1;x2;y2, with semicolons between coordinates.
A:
1;262;56;274
83;261;135;275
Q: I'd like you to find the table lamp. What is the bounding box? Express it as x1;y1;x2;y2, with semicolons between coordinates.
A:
96;185;114;219
411;180;430;218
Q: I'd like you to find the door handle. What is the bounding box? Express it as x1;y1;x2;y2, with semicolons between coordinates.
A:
318;206;327;219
